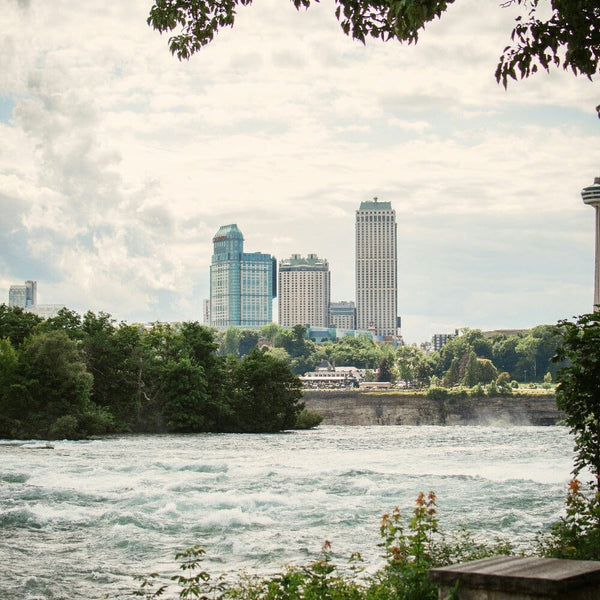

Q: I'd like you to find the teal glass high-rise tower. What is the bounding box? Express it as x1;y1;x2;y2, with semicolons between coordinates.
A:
209;224;276;327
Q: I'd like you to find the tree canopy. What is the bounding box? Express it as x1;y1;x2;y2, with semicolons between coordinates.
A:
147;0;600;91
555;312;600;492
0;305;310;439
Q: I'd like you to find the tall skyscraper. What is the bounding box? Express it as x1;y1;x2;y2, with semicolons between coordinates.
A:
279;254;330;327
209;224;276;327
8;280;37;308
355;198;398;338
582;177;600;309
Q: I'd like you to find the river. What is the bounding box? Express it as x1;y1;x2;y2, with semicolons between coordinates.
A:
0;425;574;599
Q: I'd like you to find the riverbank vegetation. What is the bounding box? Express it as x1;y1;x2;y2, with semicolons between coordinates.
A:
206;322;562;392
0;305;321;439
133;491;512;600
0;303;567;438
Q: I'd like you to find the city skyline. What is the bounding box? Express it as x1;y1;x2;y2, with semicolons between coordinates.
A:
1;1;598;344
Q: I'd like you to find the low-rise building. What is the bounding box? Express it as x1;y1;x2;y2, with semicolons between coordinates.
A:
299;361;364;389
329;301;356;330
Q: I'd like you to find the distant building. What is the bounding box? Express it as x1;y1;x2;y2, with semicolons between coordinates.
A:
355;198;398;339
25;304;66;320
8;285;26;308
9;280;37;308
329;301;356;330
278;254;330;327
202;299;210;325
432;330;459;352
209;224;276;328
305;326;374;343
299;360;364;389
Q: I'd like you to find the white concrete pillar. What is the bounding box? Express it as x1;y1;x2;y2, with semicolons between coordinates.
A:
581;177;600;310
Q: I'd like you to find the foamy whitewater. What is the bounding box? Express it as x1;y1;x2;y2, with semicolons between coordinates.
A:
1;425;574;599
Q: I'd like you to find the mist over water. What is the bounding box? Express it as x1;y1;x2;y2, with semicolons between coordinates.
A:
1;426;574;599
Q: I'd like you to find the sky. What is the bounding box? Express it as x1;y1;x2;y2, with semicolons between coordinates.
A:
1;0;598;344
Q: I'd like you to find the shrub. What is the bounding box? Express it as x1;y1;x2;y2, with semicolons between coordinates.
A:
536;479;600;561
426;387;448;401
486;381;498;397
469;384;484;398
295;409;324;429
48;415;80;439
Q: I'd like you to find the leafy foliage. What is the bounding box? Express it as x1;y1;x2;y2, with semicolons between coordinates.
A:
148;0;600;102
430;325;560;386
0;330;107;439
0;304;42;347
0;305;314;439
147;0;454;60
495;1;600;88
537;479;600;561
554;312;600;490
231;348;304;432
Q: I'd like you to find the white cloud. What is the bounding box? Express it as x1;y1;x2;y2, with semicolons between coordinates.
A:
0;0;598;342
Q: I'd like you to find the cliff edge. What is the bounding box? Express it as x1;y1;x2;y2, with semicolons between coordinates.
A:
302;391;563;426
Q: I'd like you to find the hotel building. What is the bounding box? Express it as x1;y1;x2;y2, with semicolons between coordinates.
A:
355;198;398;338
278;254;330;327
209;224;276;328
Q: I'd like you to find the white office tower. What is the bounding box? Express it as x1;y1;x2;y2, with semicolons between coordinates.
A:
355;198;398;339
582;177;600;309
279;254;330;327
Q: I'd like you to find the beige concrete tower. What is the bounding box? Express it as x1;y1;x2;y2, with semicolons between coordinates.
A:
581;177;600;309
355;197;398;338
278;254;330;327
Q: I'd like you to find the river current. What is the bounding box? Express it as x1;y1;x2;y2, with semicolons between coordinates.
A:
1;425;574;599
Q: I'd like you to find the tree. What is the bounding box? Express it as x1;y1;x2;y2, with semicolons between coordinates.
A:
0;304;42;347
219;326;242;356
36;307;84;340
159;358;212;432
377;354;395;383
259;322;282;345
6;330;109;438
239;329;259;356
147;0;600;94
80;314;144;431
327;334;382;369
554;312;600;493
462;351;481;388
396;345;431;386
230;348;303;432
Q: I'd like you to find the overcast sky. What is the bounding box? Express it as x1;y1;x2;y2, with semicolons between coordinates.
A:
1;0;598;344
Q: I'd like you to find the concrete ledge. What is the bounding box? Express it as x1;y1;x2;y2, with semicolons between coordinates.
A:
429;556;600;599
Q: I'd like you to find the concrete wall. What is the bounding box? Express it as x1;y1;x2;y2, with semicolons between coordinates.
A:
302;391;563;426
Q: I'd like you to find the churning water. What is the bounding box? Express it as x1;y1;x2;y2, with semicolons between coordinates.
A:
1;425;574;599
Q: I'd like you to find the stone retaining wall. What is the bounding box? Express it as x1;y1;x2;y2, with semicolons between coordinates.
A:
302;391;563;426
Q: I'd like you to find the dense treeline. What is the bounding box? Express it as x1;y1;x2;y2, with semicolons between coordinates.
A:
214;322;562;387
0;305;316;439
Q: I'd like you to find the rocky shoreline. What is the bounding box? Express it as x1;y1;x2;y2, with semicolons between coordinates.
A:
302;390;563;426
